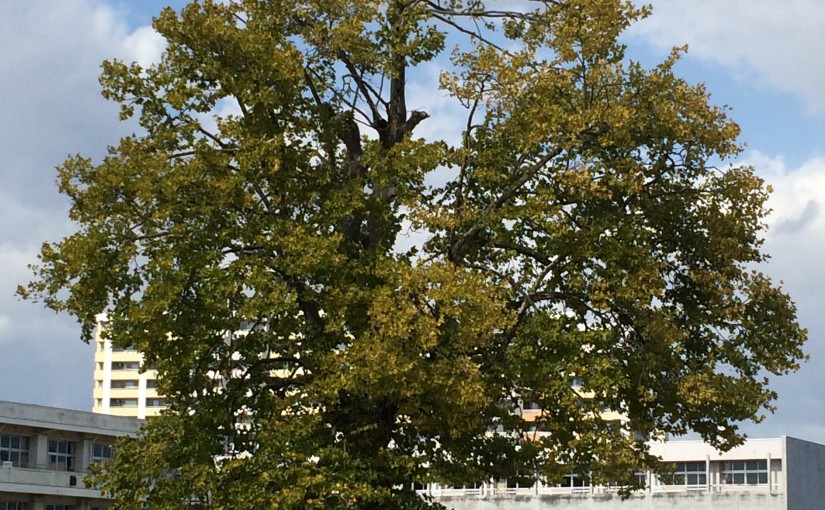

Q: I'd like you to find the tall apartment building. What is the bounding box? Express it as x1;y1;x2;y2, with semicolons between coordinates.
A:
0;400;141;510
91;317;165;419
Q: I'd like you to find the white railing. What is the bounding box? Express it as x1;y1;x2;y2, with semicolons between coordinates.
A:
419;481;781;499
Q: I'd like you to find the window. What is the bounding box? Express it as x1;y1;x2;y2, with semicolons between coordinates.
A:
112;362;140;370
146;398;166;408
48;440;76;471
0;502;28;510
111;380;139;389
45;505;75;510
560;473;589;489
110;398;138;407
112;344;136;352
91;443;113;463
664;462;706;486
504;472;535;489
0;434;30;467
146;379;159;389
607;471;647;488
722;460;768;485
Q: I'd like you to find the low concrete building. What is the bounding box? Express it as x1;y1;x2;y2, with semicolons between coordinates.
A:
0;401;141;510
5;397;825;510
428;436;825;510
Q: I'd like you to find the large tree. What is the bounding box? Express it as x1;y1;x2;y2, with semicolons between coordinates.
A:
23;0;805;508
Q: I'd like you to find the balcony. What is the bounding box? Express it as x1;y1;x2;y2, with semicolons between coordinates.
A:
0;464;100;498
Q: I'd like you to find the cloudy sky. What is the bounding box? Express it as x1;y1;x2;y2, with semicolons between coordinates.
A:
1;0;824;442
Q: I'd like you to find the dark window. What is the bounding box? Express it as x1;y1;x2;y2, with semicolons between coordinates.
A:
0;435;30;466
722;460;768;485
48;440;76;471
664;462;706;486
110;398;138;407
0;502;28;510
561;473;589;488
111;380;139;389
91;443;113;463
112;362;140;371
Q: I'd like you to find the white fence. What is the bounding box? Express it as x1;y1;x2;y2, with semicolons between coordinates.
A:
419;481;781;498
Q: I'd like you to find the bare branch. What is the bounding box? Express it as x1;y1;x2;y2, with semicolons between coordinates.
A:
493;240;554;266
338;52;385;126
450;146;563;261
431;12;508;54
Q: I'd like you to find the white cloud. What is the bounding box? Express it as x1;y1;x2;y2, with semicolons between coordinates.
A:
630;1;825;110
121;25;167;67
407;62;469;147
0;0;165;410
758;153;825;234
728;152;825;441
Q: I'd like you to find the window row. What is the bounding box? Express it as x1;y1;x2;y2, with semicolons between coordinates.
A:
111;362;140;371
722;460;769;485
96;341;137;352
108;379;159;389
0;434;113;469
0;502;28;510
99;361;157;371
432;459;771;492
662;460;769;486
110;398;166;408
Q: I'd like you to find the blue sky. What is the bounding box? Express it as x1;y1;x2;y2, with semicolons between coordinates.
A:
1;0;824;443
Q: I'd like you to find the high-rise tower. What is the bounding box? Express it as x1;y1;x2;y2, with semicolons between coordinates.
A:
92;315;165;419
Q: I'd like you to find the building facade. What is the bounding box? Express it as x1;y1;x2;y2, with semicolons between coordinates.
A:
92;317;164;419
8;394;825;510
0;401;141;510
428;436;825;510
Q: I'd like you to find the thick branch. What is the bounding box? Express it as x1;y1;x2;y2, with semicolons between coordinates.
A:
493;240;554;266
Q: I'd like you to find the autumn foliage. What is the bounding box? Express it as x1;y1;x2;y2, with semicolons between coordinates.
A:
22;0;805;508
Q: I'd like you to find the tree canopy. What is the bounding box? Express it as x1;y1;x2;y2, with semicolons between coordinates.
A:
22;0;806;508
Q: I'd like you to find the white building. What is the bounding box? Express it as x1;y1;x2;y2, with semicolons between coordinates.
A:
8;395;825;510
92;317;164;419
426;436;825;510
0;400;141;510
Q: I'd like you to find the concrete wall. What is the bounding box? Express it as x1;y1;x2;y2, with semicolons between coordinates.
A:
785;436;825;510
0;401;141;436
649;438;784;462
440;492;787;510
